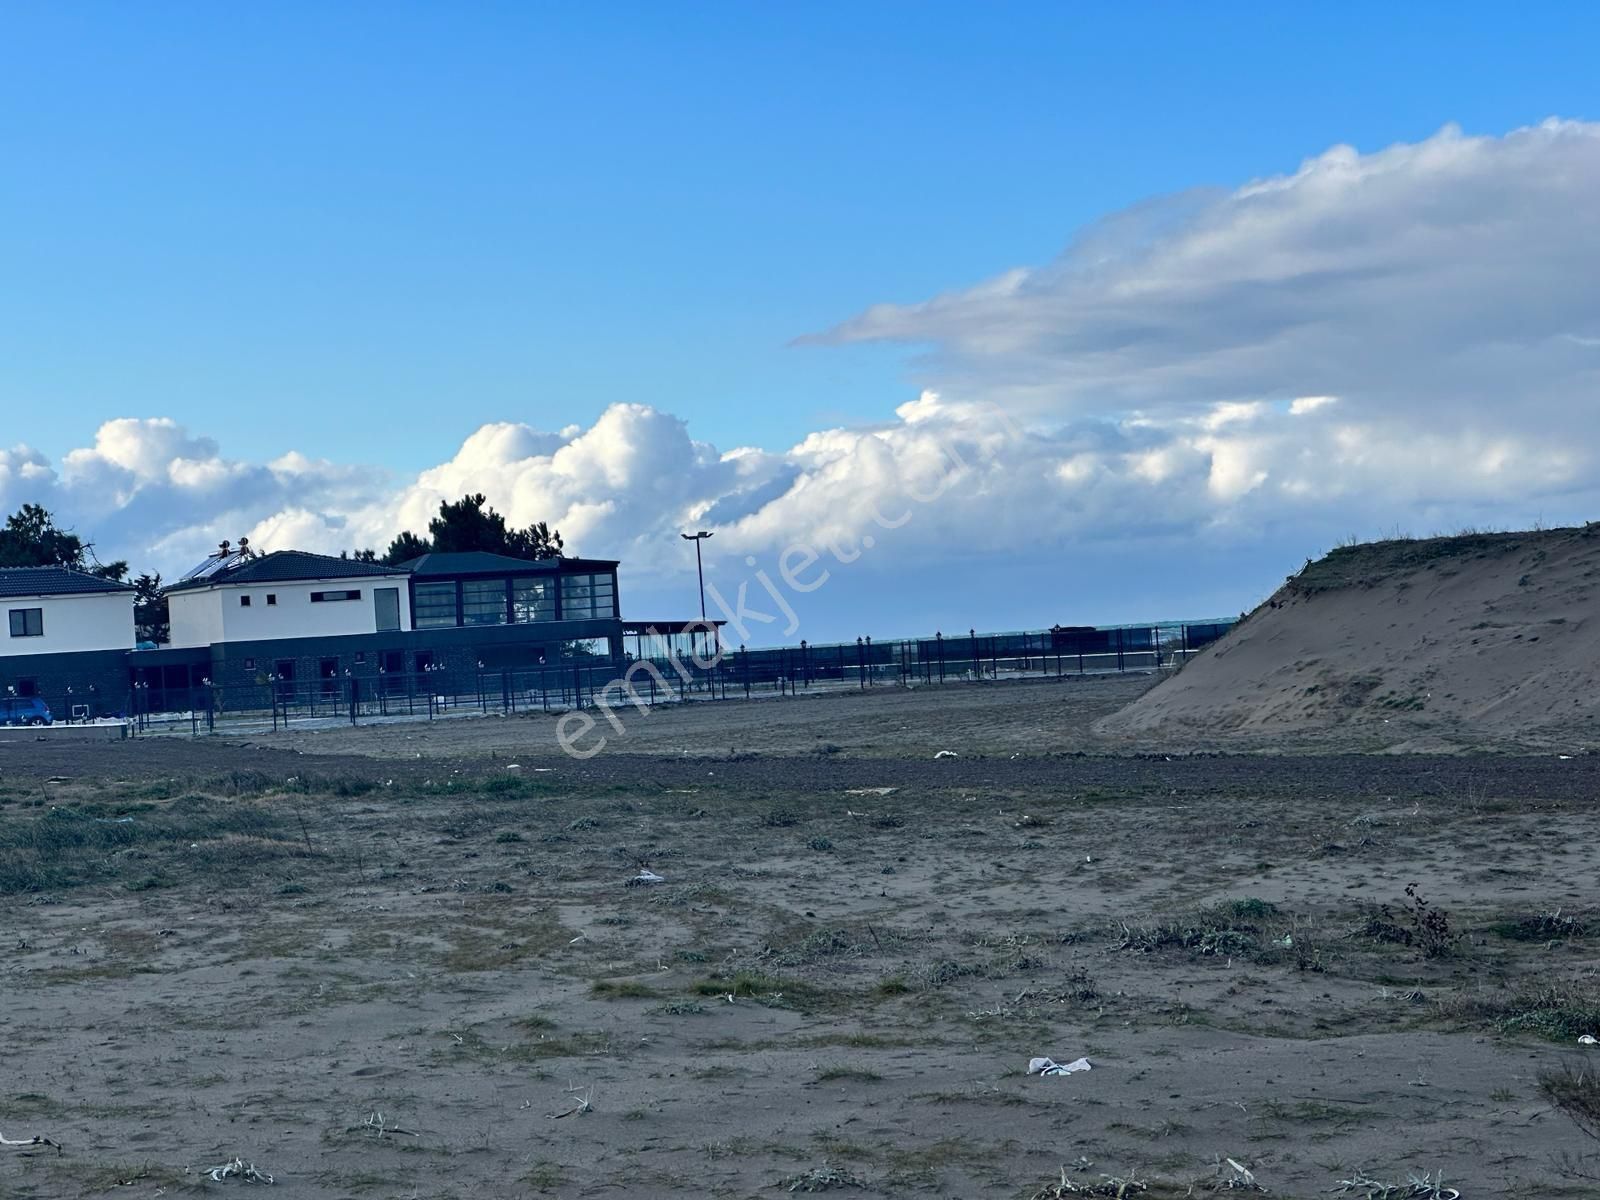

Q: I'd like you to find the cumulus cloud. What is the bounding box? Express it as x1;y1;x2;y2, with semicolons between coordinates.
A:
809;119;1600;430
2;120;1597;634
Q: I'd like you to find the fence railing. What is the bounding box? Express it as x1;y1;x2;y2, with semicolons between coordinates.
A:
113;619;1234;737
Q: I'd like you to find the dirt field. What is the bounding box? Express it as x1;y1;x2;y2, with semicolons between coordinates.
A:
3;679;1599;1199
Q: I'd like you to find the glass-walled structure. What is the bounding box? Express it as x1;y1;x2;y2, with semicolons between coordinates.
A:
401;552;619;630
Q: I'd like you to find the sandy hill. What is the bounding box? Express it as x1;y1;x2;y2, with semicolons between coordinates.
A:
1100;525;1600;752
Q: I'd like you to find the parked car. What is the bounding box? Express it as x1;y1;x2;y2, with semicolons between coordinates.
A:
1;697;53;726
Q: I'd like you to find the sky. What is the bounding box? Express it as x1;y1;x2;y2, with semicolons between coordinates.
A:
2;3;1599;643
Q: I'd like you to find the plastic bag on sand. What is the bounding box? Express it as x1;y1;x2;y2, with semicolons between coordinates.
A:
627;869;665;887
1028;1056;1091;1076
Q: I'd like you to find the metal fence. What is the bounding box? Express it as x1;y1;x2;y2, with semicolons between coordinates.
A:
112;619;1233;737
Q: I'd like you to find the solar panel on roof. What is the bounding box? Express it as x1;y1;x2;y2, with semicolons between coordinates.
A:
178;550;247;582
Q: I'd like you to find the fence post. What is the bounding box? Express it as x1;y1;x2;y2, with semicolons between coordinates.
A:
800;640;809;689
936;631;945;683
856;637;865;689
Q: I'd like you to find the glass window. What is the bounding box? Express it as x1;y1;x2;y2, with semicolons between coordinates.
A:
560;573;616;620
512;578;555;623
310;590;361;602
462;578;508;626
8;608;43;638
413;581;458;628
374;587;401;632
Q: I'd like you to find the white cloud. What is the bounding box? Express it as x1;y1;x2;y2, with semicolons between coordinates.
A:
1289;395;1337;415
809;119;1600;435
2;121;1597;635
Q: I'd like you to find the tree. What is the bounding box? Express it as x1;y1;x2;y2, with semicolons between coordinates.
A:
0;504;127;580
381;530;432;566
133;573;169;645
505;519;564;561
379;495;565;565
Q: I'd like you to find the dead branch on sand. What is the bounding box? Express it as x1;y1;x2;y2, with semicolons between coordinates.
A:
0;1131;62;1155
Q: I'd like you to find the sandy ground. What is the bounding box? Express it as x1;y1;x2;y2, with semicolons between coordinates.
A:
3;679;1599;1199
243;672;1163;762
1102;527;1600;753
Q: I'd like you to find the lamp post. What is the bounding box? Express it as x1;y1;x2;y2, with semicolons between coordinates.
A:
680;530;713;621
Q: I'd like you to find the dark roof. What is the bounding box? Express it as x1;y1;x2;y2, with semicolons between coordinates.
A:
0;566;135;598
399;552;619;577
165;551;408;592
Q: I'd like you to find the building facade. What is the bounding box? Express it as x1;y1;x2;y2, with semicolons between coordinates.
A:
134;547;636;709
1;548;711;718
0;567;137;714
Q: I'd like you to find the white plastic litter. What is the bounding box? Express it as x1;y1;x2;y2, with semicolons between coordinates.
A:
1028;1056;1091;1076
205;1157;274;1184
1580;1033;1598;1045
628;869;665;886
845;787;897;796
934;750;959;759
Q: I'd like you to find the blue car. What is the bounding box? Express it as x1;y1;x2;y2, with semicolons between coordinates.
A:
2;697;53;726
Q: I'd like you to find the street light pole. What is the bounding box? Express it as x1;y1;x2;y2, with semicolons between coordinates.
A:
680;530;713;619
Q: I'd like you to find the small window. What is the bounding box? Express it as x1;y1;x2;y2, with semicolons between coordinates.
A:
355;652;366;664
310;590;361;603
240;595;252;607
15;678;37;697
244;658;256;671
8;608;43;638
266;594;277;606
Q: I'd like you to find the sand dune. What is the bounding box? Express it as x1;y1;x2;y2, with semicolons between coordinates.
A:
1101;526;1600;752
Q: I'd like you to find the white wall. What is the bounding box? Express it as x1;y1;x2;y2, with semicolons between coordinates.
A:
189;578;412;645
1;592;135;656
167;589;226;649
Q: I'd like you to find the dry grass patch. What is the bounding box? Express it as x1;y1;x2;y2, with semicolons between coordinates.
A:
1542;1062;1600;1140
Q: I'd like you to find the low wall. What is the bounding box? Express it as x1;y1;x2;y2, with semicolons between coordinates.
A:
0;722;128;742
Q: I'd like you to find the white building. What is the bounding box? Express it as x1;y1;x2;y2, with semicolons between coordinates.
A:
0;566;137;710
0;567;136;657
165;550;412;649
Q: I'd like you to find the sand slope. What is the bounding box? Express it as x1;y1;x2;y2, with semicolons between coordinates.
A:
1102;526;1600;751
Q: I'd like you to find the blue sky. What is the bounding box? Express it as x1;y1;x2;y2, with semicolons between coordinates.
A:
3;5;1599;640
6;3;1595;465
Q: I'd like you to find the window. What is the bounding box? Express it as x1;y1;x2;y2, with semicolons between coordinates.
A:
560;573;616;620
374;587;401;632
267;594;277;606
8;608;43;638
355;652;366;664
413;581;457;628
15;678;37;697
513;578;555;623
462;578;508;626
244;658;256;671
310;590;361;603
240;595;251;607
